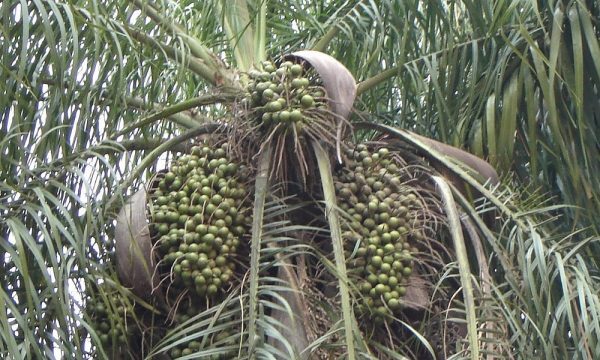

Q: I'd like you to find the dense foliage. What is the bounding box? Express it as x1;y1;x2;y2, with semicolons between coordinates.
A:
1;0;599;359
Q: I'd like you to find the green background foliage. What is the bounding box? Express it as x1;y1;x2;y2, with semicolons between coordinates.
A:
1;0;599;358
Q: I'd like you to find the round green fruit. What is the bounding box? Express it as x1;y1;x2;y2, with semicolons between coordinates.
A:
290;64;303;76
279;110;291;122
266;101;283;112
291;78;307;89
264;63;276;73
262;88;275;100
300;94;314;108
388;298;401;311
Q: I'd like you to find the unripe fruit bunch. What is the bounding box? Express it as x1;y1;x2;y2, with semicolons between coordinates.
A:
149;142;252;303
86;288;134;347
335;144;423;321
246;60;327;128
167;328;236;359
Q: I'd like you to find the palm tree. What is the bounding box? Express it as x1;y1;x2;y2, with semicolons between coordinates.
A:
1;0;599;359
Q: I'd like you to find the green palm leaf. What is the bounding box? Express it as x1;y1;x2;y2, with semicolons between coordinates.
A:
2;1;600;359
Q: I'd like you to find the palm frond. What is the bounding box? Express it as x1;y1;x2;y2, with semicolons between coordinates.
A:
345;0;600;238
313;140;356;359
3;1;600;359
432;176;478;360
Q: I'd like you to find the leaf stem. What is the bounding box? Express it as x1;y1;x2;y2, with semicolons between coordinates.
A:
217;0;255;72
312;26;339;53
254;0;267;64
129;0;235;84
433;176;479;360
312;141;356;360
126;27;228;86
247;145;272;358
112;93;240;138
123;97;202;128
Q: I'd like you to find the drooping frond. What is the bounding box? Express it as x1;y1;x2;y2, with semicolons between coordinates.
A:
2;1;600;359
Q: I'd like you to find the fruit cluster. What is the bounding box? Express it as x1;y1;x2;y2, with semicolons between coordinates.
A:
167;329;235;359
335;144;422;321
87;288;133;347
246;60;326;128
149;143;251;300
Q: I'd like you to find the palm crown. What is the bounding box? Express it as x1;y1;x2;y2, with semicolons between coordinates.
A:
1;1;599;359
